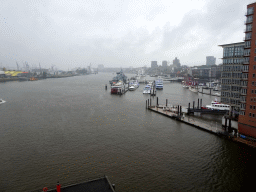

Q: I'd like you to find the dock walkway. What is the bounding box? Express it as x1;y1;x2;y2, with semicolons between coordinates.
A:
148;106;225;135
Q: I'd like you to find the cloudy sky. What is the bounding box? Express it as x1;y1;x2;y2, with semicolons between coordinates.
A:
0;0;253;70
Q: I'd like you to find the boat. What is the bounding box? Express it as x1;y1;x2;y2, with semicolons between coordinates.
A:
111;81;125;94
182;85;189;89
0;99;6;104
206;100;230;111
143;84;151;94
109;69;127;85
129;80;139;91
189;86;198;93
155;79;163;89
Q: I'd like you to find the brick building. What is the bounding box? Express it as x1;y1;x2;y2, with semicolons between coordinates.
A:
238;3;256;138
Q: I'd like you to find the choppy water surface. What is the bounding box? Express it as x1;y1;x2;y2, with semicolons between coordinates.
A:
0;73;255;191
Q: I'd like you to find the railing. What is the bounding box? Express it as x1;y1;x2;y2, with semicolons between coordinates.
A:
245;11;254;16
245;20;253;24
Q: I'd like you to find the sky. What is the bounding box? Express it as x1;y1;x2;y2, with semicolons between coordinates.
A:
0;0;254;70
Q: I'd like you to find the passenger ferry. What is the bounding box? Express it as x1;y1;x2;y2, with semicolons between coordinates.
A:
155;79;163;89
205;100;230;111
111;81;125;94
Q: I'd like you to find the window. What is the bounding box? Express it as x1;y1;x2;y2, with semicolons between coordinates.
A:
253;74;255;78
253;81;255;86
252;90;254;94
253;114;255;117
254;65;256;70
250;105;252;109
249;112;251;117
254;106;256;110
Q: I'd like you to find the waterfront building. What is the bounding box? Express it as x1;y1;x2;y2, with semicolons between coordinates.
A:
151;61;158;69
219;42;244;114
206;56;216;66
238;3;256;138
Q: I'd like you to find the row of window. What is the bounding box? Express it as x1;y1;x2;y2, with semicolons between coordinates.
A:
223;46;244;57
221;73;242;78
222;66;242;71
249;113;256;118
250;105;256;109
251;89;256;94
223;58;244;64
221;92;240;98
221;79;241;85
246;15;253;23
250;97;256;102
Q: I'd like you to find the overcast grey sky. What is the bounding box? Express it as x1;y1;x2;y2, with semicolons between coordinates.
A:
0;0;253;70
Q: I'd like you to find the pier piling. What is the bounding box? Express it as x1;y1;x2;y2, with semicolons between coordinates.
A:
198;98;199;109
200;99;202;108
193;101;195;109
148;99;150;108
105;84;107;90
157;97;159;106
166;99;168;107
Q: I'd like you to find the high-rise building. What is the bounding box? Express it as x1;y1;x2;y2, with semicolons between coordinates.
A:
173;57;181;67
151;61;158;69
238;3;256;138
206;56;216;66
162;60;167;67
219;42;244;113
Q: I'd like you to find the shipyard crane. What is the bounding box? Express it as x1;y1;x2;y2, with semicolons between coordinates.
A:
16;62;19;71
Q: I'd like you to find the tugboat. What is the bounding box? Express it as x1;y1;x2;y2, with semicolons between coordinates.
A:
109;69;127;85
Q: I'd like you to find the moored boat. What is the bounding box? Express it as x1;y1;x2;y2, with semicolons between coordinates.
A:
143;84;151;94
206;100;230;111
155;79;163;89
111;81;125;94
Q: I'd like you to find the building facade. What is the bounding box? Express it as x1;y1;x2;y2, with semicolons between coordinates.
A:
238;4;256;138
162;60;167;67
219;42;244;114
173;57;181;67
206;56;216;66
151;61;158;69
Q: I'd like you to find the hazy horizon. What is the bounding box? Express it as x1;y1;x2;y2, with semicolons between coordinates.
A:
0;0;253;70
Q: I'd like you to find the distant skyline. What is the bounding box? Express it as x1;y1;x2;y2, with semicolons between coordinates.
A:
0;0;253;70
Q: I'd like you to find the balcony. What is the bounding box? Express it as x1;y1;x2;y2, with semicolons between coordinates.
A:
245;19;253;24
243;60;249;64
240;100;247;103
242;76;248;80
244;28;252;33
244;36;252;41
242;69;249;72
244;44;251;48
245;11;254;16
240;92;247;96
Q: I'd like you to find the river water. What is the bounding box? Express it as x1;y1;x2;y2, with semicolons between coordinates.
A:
0;73;255;192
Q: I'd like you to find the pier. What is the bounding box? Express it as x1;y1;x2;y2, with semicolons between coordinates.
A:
145;98;256;148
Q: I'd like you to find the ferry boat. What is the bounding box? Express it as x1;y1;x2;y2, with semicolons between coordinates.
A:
155;79;163;89
206;100;230;111
111;81;125;94
143;84;151;94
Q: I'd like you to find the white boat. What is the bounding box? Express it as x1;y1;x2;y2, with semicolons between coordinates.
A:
182;85;189;89
189;86;198;93
129;80;139;91
213;92;221;97
0;99;6;104
206;100;230;111
155;79;163;89
143;84;151;94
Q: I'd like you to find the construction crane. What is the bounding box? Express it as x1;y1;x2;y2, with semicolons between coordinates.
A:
16;62;19;71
